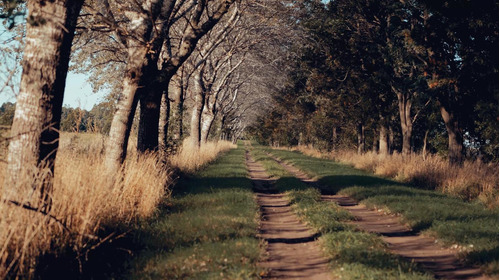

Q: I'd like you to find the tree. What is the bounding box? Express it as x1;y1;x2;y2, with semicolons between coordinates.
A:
0;102;15;126
5;0;84;208
75;0;237;173
414;0;498;164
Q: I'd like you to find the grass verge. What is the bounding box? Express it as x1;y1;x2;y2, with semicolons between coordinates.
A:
268;147;499;276
0;132;238;279
121;144;263;279
288;189;433;280
1;133;169;279
294;146;498;208
246;143;308;192
248;144;431;279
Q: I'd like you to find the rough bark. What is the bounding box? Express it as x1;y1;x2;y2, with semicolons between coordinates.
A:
357;123;365;154
379;122;389;156
389;126;394;155
331;126;338;151
138;88;163;152
158;91;170;153
104;1;160;173
105;63;144;173
423;129;429;161
137;0;236;152
372;128;378;152
438;100;464;165
220;115;227;141
396;90;413;156
6;0;84;206
200;104;216;144
190;70;205;147
170;73;184;144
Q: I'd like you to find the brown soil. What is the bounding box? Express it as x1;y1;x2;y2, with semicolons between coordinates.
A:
270;154;490;280
245;150;333;280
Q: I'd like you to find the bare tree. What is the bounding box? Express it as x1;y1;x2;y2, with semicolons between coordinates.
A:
76;0;237;173
136;0;237;153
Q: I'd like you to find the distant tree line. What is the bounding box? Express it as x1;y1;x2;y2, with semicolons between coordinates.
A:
0;101;114;134
248;0;498;163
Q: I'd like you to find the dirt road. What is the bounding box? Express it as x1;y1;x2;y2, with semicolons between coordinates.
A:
270;153;488;280
246;150;333;280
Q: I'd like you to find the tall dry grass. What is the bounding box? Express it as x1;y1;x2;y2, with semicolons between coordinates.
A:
169;137;236;173
0;133;235;278
293;145;499;208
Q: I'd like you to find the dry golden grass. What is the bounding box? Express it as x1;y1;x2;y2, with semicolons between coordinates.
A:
293;145;499;208
169;137;236;173
0;133;234;278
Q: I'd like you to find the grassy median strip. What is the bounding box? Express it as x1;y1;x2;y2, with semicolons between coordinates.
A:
268;148;499;275
287;189;433;280
247;144;308;192
124;145;263;279
249;145;431;279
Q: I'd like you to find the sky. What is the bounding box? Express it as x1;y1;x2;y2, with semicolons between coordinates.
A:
0;72;108;111
1;21;107;111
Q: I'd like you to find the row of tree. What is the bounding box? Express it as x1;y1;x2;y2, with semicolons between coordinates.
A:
0;0;294;209
249;0;498;163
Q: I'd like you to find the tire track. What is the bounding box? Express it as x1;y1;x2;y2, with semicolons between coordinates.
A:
267;152;488;280
245;149;332;280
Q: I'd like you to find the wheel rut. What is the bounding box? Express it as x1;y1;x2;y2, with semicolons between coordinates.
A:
245;150;332;280
268;153;490;280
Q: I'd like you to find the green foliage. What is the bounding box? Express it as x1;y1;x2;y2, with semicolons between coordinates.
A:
88;99;115;134
247;0;498;162
0;102;15;126
60;106;88;132
0;101;114;135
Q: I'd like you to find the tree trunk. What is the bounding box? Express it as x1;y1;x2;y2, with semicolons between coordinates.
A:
438;101;464;165
220;115;227;141
389;126;394;155
158;91;170;153
104;5;156;173
190;71;205;147
331;126;338;151
357;123;365;154
6;0;83;207
372;128;378;152
396;91;413;156
170;74;185;145
137;88;163;152
379;122;389;156
200;108;215;145
105;69;143;173
422;129;429;161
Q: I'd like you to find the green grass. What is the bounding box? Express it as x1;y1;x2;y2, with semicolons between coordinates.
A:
287;188;354;233
268;148;499;275
247;144;431;279
122;145;263;279
286;188;432;280
247;144;308;192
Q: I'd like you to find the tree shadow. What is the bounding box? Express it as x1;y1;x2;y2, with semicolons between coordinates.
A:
317;174;401;194
35;175;256;279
